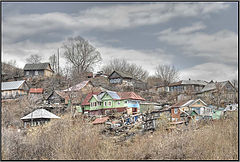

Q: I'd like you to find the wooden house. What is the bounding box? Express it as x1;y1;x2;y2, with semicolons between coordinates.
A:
84;91;145;115
170;98;208;121
169;79;208;94
108;71;147;89
23;62;54;77
198;80;237;104
108;71;133;85
45;90;68;105
1;80;29;99
21;108;60;128
81;92;101;113
156;85;169;93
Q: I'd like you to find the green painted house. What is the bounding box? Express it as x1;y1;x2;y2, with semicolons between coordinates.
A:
82;91;145;115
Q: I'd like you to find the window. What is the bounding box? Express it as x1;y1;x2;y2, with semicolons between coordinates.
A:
35;71;38;75
125;100;128;104
118;101;121;105
108;101;112;106
174;108;178;114
26;71;29;75
104;101;107;106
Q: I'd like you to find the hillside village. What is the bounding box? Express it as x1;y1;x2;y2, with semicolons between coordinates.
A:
1;62;238;131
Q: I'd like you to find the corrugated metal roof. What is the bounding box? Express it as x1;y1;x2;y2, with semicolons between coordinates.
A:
92;117;109;124
23;62;53;71
1;80;25;91
117;92;145;101
106;91;121;99
63;80;90;92
201;81;228;93
21;109;60;120
29;88;43;94
169;80;208;86
181;80;208;85
93;94;102;102
109;71;133;79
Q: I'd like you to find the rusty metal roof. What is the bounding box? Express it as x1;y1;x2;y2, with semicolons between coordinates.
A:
29;88;43;94
92;117;109;124
81;92;100;106
117;92;145;101
63;80;91;92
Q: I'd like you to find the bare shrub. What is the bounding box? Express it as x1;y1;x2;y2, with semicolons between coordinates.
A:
2;112;238;160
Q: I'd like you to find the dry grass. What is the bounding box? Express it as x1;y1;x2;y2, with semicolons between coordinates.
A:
2;111;238;160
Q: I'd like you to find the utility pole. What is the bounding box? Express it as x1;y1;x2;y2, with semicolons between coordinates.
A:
58;48;60;74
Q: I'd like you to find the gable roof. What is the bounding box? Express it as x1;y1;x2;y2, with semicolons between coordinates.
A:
23;62;53;71
21;109;60;120
1;80;26;91
108;70;133;79
117;92;145;101
106;91;121;99
63;80;92;92
200;81;232;93
169;80;208;86
172;98;207;108
81;92;100;106
29;88;44;94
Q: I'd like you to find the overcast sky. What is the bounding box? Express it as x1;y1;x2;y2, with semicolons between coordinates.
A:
2;2;238;82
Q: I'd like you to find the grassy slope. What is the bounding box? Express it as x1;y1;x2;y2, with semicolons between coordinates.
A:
2;111;238;160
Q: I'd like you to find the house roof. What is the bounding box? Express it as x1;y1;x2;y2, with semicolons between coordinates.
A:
93;94;102;102
106;91;121;100
109;70;133;79
81;92;100;106
21;109;60;120
63;80;91;92
172;98;207;108
200;81;230;93
29;88;44;94
92;117;109;124
117;92;145;101
23;62;53;71
1;80;26;91
169;80;208;86
55;90;68;99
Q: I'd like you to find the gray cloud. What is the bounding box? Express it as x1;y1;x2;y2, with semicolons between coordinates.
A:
2;2;237;81
158;22;238;65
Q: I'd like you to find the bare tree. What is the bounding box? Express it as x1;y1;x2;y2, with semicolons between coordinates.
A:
26;54;42;64
62;36;102;76
49;54;58;73
155;65;179;86
102;58;149;80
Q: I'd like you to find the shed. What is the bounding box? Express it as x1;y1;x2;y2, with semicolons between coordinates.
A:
21;108;60;127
